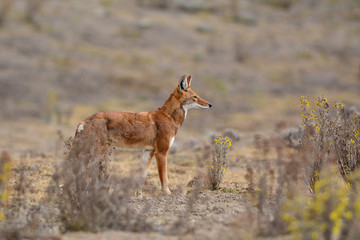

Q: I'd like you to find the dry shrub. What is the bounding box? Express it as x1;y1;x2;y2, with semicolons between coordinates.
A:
261;0;294;9
203;95;360;238
136;0;170;9
233;32;248;63
48;120;152;232
245;165;255;192
271;96;360;239
0;153;55;240
0;0;13;26
206;135;231;190
299;96;360;188
283;166;360;240
44;91;62;124
24;0;46;25
247;133;297;236
222;128;241;142
283;125;304;149
169;162;204;236
208;128;241;143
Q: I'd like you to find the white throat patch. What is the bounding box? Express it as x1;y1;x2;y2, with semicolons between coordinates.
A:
76;123;85;133
183;108;188;119
182;103;196;119
182;103;209;119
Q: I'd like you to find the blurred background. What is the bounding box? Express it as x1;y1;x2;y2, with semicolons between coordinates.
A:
0;0;359;154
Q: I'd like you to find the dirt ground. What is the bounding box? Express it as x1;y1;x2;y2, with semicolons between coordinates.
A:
62;192;253;240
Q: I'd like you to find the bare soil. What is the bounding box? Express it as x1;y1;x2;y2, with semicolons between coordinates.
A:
62;192;253;240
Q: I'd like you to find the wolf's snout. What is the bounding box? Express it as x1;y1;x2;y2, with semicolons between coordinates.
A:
209;103;212;108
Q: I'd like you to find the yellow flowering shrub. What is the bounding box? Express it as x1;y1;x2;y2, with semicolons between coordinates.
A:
207;135;231;190
0;151;11;222
300;96;360;187
282;167;360;240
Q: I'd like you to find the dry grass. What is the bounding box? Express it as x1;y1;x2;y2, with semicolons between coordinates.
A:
24;0;46;25
0;0;13;26
48;118;154;232
1;0;360;239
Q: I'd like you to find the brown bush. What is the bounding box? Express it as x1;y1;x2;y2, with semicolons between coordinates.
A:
247;134;294;236
0;0;13;26
24;0;46;25
300;96;360;188
0;154;55;240
47;120;153;232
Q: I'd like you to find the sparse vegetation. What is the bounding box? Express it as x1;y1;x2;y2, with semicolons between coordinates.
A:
233;32;248;63
0;0;13;27
261;0;294;9
241;96;360;239
2;0;360;239
0;151;11;222
49;122;153;232
0;155;54;240
4;93;360;239
300;96;360;188
24;0;46;25
283;166;360;240
44;91;62;124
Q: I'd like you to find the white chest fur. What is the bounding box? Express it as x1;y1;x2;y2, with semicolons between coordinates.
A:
169;137;175;147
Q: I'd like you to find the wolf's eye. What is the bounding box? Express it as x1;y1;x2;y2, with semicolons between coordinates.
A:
193;96;197;99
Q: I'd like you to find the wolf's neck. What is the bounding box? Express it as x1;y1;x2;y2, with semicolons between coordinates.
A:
159;92;185;126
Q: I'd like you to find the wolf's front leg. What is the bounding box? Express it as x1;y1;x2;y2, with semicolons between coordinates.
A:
155;152;171;195
136;149;154;197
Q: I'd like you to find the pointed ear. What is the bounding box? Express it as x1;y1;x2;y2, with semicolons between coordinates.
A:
178;75;188;92
187;76;192;87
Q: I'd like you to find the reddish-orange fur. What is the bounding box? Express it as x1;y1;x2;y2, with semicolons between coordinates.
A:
75;75;212;194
